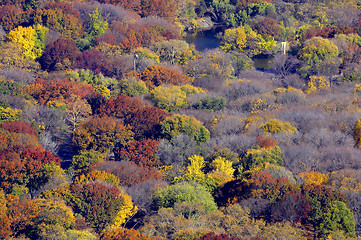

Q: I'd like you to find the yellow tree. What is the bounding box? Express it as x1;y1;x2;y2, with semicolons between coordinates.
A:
221;26;247;52
299;171;328;185
208;156;235;186
6;24;48;60
6;26;36;59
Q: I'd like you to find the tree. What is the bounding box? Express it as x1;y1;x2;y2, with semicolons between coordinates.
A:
302;184;349;239
261;118;297;134
124;106;171;140
0;5;23;32
69;182;134;233
152;181;218;213
298;37;339;77
194;232;240;240
76;50;107;75
149;85;188;112
101;228;152;240
242;146;284;172
6;25;42;60
39;38;78;71
5;194;40;238
32;199;75;239
97;95;145;120
208;156;235;187
192;96;227;112
141;65;192;88
7;24;47;60
72;116;134;153
271;190;311;224
253;17;281;41
96;161;162;186
32;6;83;39
118;76;149;97
0;189;12;239
160;114;210;143
221;26;247;53
65;95;92;131
0;146;61;195
248;170;293;202
322;201;355;238
69;149;107;177
1;121;37;136
0;106;22;123
141;0;177;21
26;78;95;105
355;118;361;148
88;8;108;41
0;42;41;74
115;138;160;167
152;40;198;65
305;75;330;94
221;25;276;56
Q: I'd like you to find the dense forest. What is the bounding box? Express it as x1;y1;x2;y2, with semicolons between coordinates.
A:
1;0;361;239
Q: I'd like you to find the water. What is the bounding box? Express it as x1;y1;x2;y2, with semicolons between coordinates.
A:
252;54;274;70
184;27;274;71
185;27;224;52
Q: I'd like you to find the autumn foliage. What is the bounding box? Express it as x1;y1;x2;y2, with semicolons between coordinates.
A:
115;138;160;167
72;116;134;153
141;65;192;88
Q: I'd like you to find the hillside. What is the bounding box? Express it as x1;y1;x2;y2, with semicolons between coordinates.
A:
0;0;361;239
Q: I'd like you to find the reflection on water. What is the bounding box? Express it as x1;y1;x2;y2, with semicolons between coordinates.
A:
184;27;274;71
252;55;274;70
185;27;224;52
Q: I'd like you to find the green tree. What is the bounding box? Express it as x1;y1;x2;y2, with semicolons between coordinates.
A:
243;146;284;172
88;8;108;41
152;181;217;213
160;114;210;143
118;77;149;97
69;150;107;177
149;85;203;112
298;37;339;77
150;85;187;112
0;106;22;123
322;201;356;238
33;199;75;239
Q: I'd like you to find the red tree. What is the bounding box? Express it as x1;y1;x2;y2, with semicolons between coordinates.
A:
76;49;107;75
39;38;79;71
115;138;160;167
1;121;37;135
97;95;145;120
0;146;61;193
125;106;171;140
27;78;95;105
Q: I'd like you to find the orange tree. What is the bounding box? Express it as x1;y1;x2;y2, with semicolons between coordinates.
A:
72;116;134;153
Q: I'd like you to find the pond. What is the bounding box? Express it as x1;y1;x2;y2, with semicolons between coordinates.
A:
185;27;224;52
252;54;274;70
185;27;274;71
